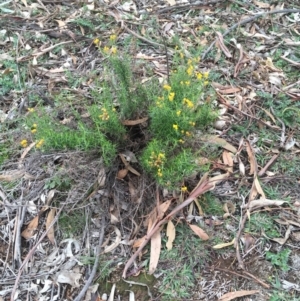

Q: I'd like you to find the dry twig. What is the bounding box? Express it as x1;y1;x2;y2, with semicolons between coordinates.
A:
73;217;106;301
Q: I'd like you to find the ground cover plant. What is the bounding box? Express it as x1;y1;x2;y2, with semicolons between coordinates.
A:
1;0;300;301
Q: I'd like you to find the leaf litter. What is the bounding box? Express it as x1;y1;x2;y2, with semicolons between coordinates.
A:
1;0;300;300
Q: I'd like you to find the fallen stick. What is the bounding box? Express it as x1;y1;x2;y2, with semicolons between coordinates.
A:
73;217;106;301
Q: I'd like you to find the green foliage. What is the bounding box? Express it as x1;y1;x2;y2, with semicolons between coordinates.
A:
141;52;217;187
245;212;280;238
159;263;195;300
0;60;19;95
0;142;10;167
70;18;94;30
201;192;224;215
23;49;217;187
156;224;208;300
258;91;300;127
25;109;117;165
58;210;86;238
44;175;72;190
266;249;291;272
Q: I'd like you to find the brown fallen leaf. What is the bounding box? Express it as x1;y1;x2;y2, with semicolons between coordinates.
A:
208;172;230;190
202;135;237;153
222;150;233;173
213;238;235;249
103;226;121;253
223;201;235;218
46;208;56;244
269;225;292;245
119;153;141;176
248;177;266;202
127;165;141;177
146;199;173;234
21;215;39;239
117;168;128;179
243;198;287;210
218;289;259;301
216;31;232;58
166;220;175;250
188;224;209;240
149;228;161;274
245;140;257;175
133;236;147;248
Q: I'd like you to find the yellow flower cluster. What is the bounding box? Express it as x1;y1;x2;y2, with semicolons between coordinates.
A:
186;65;194;76
149;152;165;177
156;96;164;108
27;108;35;113
162;84;175;102
109;34;117;42
99;108;110;121
103;46;117;55
168;92;175;101
163;84;171;91
93;38;100;46
173;124;178;131
196;71;209;81
196;72;202;80
181;186;188;192
36;139;44;148
183;98;194;108
31;123;37;134
180;81;190;86
111;46;117;54
20;139;28;148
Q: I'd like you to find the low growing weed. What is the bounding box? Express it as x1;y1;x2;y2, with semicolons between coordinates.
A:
266;248;291;272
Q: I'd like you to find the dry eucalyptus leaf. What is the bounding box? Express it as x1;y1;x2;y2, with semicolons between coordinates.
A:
117;168;128;179
219;290;259;301
223;201;236;218
56;270;82;288
203;135;237;153
188;224;209;240
213;238;235;249
103;227;121;253
244;198;286;210
98;167;106;187
21;215;39;239
166;220;175;250
270;225;292;245
133;236;147;248
46;208;56;244
149;229;161;274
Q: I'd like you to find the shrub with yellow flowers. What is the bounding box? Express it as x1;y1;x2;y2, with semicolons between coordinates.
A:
141;50;217;187
23;47;217;187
